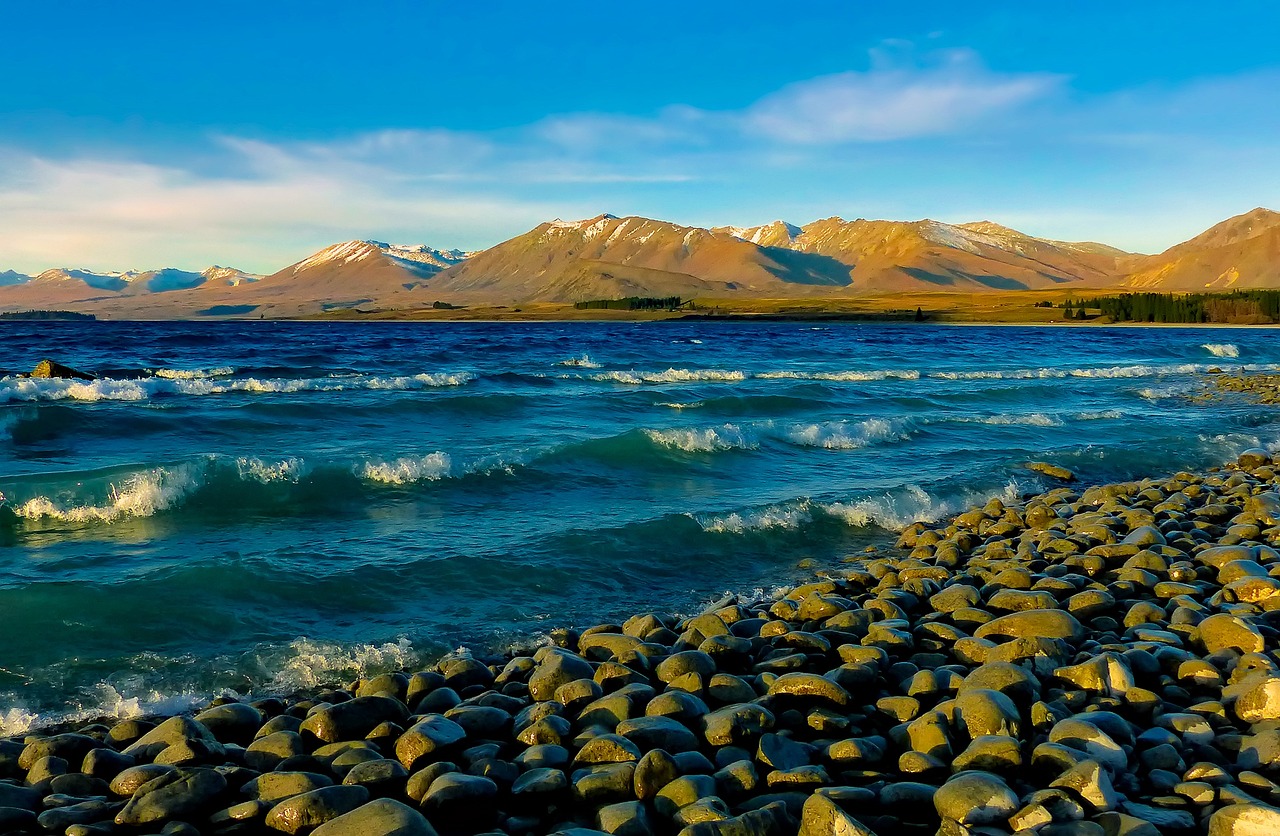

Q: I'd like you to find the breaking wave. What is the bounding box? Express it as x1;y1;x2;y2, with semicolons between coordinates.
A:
784;418;911;449
591;368;747;384
358;452;454;485
693;481;1024;535
1203;343;1240;359
643;425;757;453
0;371;475;403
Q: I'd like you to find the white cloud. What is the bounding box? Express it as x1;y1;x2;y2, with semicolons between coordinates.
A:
743;57;1061;143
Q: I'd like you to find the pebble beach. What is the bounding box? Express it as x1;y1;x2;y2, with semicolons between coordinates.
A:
7;441;1280;835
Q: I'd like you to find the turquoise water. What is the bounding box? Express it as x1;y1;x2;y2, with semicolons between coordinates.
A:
2;321;1278;730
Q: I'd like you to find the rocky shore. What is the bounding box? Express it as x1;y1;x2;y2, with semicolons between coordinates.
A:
7;450;1280;836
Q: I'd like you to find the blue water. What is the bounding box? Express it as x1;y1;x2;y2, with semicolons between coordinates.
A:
2;321;1278;730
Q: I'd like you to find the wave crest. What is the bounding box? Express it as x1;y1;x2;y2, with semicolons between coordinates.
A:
0;371;475;403
644;425;757;453
1203;343;1240;358
591;368;747;385
13;465;200;523
358;452;453;484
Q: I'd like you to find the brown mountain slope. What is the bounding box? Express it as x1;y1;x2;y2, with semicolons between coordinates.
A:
1123;208;1280;290
781;218;1128;291
428;215;852;303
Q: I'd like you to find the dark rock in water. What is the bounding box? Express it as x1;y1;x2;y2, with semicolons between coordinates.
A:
29;358;95;380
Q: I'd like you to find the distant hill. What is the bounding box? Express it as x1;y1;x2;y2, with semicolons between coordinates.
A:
1123;207;1280;290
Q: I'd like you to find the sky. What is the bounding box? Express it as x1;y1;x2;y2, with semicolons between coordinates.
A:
2;1;1279;274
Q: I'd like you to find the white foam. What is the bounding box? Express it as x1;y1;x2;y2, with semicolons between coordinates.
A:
757;369;920;382
929;362;1269;381
557;354;602;369
945;413;1062;427
592;369;747;385
13;465;201;523
696;504;812;533
359;452;453;484
657;401;704;410
263;637;418;692
644;425;757;453
824;481;1023;531
0;371;475;402
1203;343;1240;358
0;683;208;737
784;418;909;449
153;366;235;380
235;457;306;483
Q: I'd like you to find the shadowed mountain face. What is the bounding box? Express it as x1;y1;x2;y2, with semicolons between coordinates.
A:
1123;208;1280;290
1;208;1278;316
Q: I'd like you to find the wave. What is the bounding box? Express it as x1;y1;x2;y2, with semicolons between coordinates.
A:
359;452;454;485
943;413;1062;427
556;354;602;369
692;480;1024;535
151;366;236;380
757;369;921;382
0;371;475;403
4;451;518;526
11;465;202;524
784;418;910;449
930;362;1280;381
591;368;747;385
0;636;423;737
1203;343;1240;358
643;425;757;453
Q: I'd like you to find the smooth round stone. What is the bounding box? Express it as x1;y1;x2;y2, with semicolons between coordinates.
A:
311;798;436;836
703;704;775;746
299;696;408;745
512;767;569;798
952;735;1023;773
394;716;467;771
515;744;570;771
264;785;372;836
114;768;228;827
342;759;409;792
1198;613;1265;654
765;673;851;707
933;771;1019;825
420;772;498;811
243;771;334;802
974;610;1085;642
574;734;641;765
615;716;699;754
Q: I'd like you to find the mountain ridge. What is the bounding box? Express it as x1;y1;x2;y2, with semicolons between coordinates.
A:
1;208;1276;316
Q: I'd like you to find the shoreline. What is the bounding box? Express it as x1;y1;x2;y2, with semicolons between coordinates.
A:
6;448;1280;834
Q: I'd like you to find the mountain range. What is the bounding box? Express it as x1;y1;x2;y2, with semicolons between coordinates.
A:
1;207;1277;317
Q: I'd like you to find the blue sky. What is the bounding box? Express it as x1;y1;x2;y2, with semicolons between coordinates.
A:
2;1;1279;272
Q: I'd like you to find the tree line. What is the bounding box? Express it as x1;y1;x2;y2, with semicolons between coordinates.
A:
1071;291;1280;324
574;296;689;311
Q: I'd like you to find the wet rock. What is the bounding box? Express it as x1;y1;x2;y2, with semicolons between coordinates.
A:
301;696;410;744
